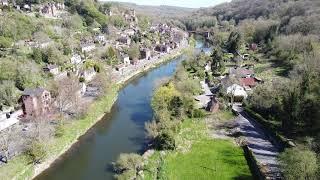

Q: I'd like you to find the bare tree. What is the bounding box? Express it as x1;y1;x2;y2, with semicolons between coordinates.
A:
55;76;81;114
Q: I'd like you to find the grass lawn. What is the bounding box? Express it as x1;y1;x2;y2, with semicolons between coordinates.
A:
162;139;252;180
145;118;252;180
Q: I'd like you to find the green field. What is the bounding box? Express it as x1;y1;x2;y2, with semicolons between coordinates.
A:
145;118;252;180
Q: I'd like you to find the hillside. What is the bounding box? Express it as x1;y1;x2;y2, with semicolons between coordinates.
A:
110;2;195;18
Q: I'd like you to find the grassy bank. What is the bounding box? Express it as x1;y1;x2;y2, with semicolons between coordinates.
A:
144;118;252;180
0;85;119;180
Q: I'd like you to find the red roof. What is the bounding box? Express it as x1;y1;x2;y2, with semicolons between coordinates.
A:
240;78;256;87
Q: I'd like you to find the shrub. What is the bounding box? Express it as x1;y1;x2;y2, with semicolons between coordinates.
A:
154;132;176;150
279;147;318;180
0;36;13;48
79;77;86;83
25;141;47;164
113;153;143;179
192;109;206;118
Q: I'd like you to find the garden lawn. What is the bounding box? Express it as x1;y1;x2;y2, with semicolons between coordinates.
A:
145;118;252;180
162;139;252;180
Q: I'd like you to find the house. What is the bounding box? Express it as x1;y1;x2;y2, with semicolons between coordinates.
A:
20;88;51;118
43;64;59;75
105;9;112;16
240;77;257;90
229;67;254;78
140;48;151;60
226;84;248;102
249;43;258;51
155;44;170;53
70;54;82;65
94;34;106;44
124;29;135;36
80;68;96;82
81;43;95;53
117;36;131;45
207;97;219;113
22;4;31;11
0;0;9;6
115;64;125;73
121;54;130;65
41;3;56;16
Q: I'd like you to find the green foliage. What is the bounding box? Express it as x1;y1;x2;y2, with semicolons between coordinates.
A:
128;43;140;60
25;141;47;164
113;153;143;179
0;12;36;40
154;132;176;150
192;109;206;118
0;81;19;107
211;46;225;74
110;15;127;29
0;36;13;48
280;147;318;180
225;31;242;53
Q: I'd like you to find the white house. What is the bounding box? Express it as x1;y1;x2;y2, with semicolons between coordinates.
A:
71;54;82;65
81;43;95;53
94;34;106;43
124;29;135;36
122;54;130;65
227;84;248;102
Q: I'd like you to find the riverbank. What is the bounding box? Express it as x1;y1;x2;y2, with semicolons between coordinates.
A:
0;46;189;180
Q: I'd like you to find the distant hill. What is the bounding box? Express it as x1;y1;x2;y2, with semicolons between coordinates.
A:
101;1;195;18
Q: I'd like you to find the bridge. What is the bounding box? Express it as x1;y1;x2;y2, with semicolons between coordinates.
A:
188;30;211;38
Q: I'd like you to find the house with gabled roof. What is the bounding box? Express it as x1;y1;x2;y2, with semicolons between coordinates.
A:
20;88;51;118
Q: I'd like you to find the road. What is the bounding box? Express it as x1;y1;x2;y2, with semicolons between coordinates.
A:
234;105;282;179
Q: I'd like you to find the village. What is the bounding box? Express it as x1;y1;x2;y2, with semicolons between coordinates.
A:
0;0;189;164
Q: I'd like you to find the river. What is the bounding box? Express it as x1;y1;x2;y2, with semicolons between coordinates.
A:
35;39;208;180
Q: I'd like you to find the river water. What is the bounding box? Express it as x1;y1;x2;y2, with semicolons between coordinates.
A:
35;39;208;180
35;56;184;180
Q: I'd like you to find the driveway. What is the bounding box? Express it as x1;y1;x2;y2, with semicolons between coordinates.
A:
234;105;282;179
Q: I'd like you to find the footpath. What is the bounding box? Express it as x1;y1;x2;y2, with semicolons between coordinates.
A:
233;105;282;179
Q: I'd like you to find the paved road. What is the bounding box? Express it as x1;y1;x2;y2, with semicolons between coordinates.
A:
234;106;282;179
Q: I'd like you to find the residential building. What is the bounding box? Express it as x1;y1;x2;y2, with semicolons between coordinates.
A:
94;34;106;44
240;77;257;90
226;84;248;102
117;36;131;45
71;54;82;65
81;43;95;53
121;54;130;65
155;44;170;53
0;0;9;6
43;64;59;75
140;48;151;60
229;67;254;78
20;88;51;118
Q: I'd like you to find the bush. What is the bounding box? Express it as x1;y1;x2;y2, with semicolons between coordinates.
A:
279;147;318;180
0;36;13;48
25;141;47;164
79;77;85;83
113;153;143;179
192;109;206;118
154;132;176;150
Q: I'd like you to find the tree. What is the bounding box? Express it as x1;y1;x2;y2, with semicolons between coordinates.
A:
55;76;81;114
225;31;242;53
211;46;225;74
128;43;140;60
280;147;318;180
113;153;144;180
0;81;18;107
154;132;176;150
